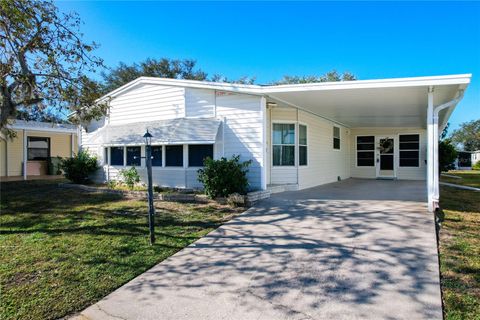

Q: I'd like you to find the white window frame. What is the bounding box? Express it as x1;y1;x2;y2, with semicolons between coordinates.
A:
399;133;421;168
271;122;296;167
355;135;375;167
298;123;308;166
333;126;341;150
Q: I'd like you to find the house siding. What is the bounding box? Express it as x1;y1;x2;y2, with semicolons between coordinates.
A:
350;128;426;180
268;107;350;189
0;139;6;176
0;129;77;177
83;86;264;191
185;88;215;118
108;84;186;124
216;92;263;191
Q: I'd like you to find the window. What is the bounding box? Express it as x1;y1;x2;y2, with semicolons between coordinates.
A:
333;126;340;150
151;146;162;166
110;147;124;166
126;146;141;166
356;136;375;166
299;124;307;166
27;137;50;160
189;144;213;167
399;134;420;167
272;123;295;166
166;145;183;167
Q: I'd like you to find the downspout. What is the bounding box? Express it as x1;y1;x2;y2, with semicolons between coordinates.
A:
296;108;299;187
260;96;267;191
432;90;464;207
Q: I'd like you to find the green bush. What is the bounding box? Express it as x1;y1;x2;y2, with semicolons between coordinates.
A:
60;150;99;184
197;155;252;199
119;167;140;190
473;161;480;170
439;139;458;172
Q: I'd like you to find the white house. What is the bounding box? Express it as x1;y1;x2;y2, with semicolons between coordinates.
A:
81;74;471;212
456;150;480;169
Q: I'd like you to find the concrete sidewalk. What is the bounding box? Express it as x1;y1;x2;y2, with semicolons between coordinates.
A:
75;179;442;320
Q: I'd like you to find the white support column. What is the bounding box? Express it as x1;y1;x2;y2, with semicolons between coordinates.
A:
23;129;27;180
427;87;434;212
183;144;188;188
123;146;127;167
70;134;74;157
162;145;166;168
260;97;267;191
106;147;110;182
433;108;440;205
222;117;226;158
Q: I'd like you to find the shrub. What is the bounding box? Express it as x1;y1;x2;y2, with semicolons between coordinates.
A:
473;161;480;171
197;155;252;199
60;150;99;184
439;139;457;172
106;180;118;189
119;167;140;190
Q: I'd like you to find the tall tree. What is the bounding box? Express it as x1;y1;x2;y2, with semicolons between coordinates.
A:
450;119;480;151
272;70;356;85
0;0;107;134
101;58;208;93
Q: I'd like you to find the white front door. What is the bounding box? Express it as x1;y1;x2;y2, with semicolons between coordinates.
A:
376;136;395;179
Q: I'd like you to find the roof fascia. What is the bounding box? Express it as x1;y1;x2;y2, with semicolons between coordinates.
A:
262;74;472;93
8;125;78;134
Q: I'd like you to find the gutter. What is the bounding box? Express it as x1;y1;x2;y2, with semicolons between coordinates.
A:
432;90;465;205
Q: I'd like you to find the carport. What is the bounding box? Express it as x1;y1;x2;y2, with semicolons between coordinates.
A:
262;74;471;211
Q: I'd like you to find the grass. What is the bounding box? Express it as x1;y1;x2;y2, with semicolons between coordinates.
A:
441;170;480;188
0;180;244;320
439;173;480;319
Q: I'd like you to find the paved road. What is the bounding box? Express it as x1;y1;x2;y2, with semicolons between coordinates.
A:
76;179;442;320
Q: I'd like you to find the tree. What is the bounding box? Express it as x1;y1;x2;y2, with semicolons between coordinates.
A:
450;119;480;151
439;139;457;172
0;0;107;135
16;105;67;123
101;58;208;93
438;123;457;172
271;70;356;85
210;74;256;85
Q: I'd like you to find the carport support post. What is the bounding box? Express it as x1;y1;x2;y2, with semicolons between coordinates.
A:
427;88;434;212
23;129;27;181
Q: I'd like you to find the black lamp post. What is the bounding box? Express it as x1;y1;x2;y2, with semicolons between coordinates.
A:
143;129;155;245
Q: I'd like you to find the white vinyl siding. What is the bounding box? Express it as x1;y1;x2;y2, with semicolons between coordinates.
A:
108;84;185;124
185;88;215;118
269;107;350;189
215;92;263;190
82;84;264;190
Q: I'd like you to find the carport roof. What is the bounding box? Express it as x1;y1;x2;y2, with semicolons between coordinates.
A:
98;74;471;129
261;74;471;128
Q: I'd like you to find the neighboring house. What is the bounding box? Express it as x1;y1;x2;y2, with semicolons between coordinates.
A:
0;120;78;180
81;74;471;212
456;150;480;169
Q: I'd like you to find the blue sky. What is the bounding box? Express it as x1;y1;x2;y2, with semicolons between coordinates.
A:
57;1;480;133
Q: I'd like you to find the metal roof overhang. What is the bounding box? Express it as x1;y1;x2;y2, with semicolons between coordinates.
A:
263;75;471;128
91;118;221;146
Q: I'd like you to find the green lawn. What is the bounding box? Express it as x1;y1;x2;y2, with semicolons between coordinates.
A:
0;180;244;320
441;170;480;188
439;179;480;319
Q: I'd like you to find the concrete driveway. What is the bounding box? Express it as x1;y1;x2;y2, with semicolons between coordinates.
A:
77;179;442;320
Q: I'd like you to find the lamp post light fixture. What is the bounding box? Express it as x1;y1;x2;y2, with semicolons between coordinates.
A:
143;129;155;245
